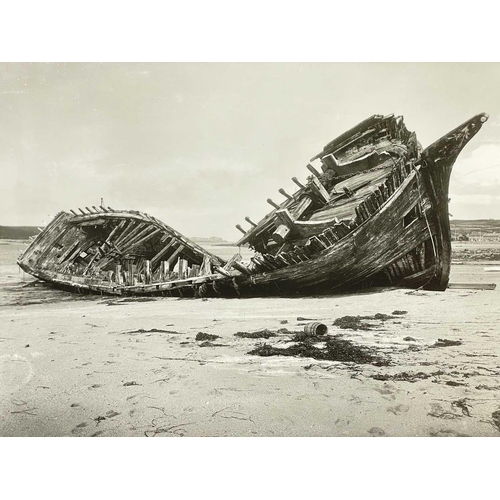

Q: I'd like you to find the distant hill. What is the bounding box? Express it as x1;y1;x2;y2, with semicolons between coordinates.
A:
0;226;38;240
190;236;230;244
450;220;500;235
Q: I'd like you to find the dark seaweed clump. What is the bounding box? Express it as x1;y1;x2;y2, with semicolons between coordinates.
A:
196;332;220;341
371;370;445;382
332;313;393;331
124;328;180;334
248;336;389;366
199;341;226;347
430;339;463;348
235;329;278;339
491;410;500;432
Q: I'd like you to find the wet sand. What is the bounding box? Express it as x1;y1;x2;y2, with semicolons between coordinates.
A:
1;241;499;437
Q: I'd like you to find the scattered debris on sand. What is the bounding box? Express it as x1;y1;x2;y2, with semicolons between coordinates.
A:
297;317;316;321
403;336;417;342
123;328;181;335
199;341;227;347
475;385;500;391
371;370;445;382
234;329;277;339
248;335;389;365
195;332;220;341
452;399;471;417
332;313;394;330
392;310;408;315
430;339;463;348
491;410;500;432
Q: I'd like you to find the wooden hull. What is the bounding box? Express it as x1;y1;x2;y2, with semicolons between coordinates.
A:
18;113;489;298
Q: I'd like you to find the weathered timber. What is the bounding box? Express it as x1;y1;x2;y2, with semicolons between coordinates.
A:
19;113;488;297
245;217;257;228
279;188;293;200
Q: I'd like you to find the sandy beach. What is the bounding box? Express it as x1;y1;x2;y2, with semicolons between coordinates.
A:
1;240;499;437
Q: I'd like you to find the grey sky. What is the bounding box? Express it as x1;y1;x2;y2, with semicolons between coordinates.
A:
1;62;499;240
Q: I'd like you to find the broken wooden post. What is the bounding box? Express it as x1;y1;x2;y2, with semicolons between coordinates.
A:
272;225;290;244
245;217;257;228
321;154;339;172
145;260;151;284
235;224;246;235
306;163;322;178
292;177;305;189
267;198;280;210
115;264;122;284
310;176;330;204
123;257;135;286
278;188;292;200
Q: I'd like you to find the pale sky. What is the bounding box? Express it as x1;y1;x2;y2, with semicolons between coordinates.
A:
1;62;499;241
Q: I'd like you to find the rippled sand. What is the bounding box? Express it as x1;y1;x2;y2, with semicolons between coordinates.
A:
1;241;499;437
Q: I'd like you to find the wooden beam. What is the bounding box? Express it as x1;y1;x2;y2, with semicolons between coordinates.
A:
278;188;292;200
127;228;161;253
151;238;176;267
267;198;281;210
306;163;321;178
292;177;305;189
245;216;257;228
223;253;242;271
236;224;246;235
272;225;290;244
144;260;151;284
321;154;339;172
309;176;330;203
166;244;185;269
291;197;313;219
115;264;122;284
448;283;496;290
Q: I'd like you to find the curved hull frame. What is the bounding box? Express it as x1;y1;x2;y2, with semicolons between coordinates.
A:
17;113;488;298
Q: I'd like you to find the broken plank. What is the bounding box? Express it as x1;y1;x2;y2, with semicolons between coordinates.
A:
447;283;496;290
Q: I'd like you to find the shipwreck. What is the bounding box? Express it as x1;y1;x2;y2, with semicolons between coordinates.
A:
18;112;489;297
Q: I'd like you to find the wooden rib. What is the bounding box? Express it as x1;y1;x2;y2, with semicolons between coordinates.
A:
82;249;102;275
267;198;281;210
165;244;185;269
292;177;305;189
245;217;257;228
151;238;176;267
291;197;313;218
57;239;81;264
120;225;153;250
236;224;246;235
310;176;330;203
126;228;161;253
100;220;127;250
114;221;141;246
306;163;321;178
78;208;87;215
278;188;293;200
223;253;242;271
